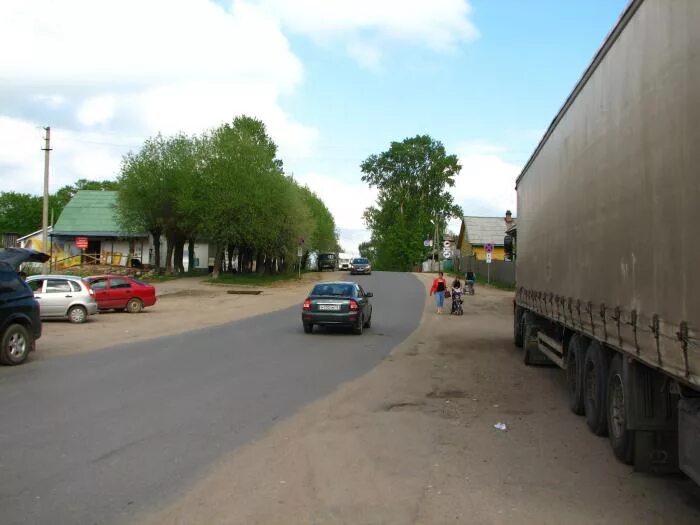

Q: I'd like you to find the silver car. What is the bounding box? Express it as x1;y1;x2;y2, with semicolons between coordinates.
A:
26;275;98;323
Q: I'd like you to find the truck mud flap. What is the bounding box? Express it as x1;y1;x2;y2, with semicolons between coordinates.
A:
679;398;700;485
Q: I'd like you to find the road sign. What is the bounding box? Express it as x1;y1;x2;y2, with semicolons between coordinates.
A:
423;239;433;247
486;252;492;264
75;236;88;249
297;247;303;257
484;243;494;254
442;249;452;259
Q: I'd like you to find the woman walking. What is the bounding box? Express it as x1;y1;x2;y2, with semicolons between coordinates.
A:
430;271;448;314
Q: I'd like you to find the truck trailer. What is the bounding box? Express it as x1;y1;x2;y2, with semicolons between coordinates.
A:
513;0;700;482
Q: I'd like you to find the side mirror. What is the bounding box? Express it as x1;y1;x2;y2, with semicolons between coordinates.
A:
365;292;373;298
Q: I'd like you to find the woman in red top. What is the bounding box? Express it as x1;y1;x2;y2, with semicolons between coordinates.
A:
429;271;448;314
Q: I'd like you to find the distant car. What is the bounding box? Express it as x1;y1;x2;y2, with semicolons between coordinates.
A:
301;281;373;334
84;275;156;313
26;275;98;323
0;248;48;365
339;259;351;271
349;257;372;275
317;252;337;271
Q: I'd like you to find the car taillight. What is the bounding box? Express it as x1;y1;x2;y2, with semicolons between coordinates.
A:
349;300;359;311
303;299;311;311
88;288;94;296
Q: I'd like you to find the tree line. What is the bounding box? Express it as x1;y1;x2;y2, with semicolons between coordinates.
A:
116;116;338;276
360;135;462;271
0;179;119;239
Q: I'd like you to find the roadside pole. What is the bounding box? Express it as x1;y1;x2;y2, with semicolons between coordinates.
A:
297;245;303;280
41;126;51;273
485;243;493;284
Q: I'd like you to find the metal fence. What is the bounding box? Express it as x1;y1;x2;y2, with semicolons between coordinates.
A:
457;255;515;286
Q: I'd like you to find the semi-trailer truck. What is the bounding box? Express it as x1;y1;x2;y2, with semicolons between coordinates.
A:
513;0;700;482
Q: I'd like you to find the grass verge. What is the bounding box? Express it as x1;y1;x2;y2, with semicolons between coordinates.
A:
206;272;300;286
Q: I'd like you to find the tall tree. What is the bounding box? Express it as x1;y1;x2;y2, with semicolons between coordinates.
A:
361;135;462;271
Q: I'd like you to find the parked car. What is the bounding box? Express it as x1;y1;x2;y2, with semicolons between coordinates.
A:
0;248;48;365
84;275;156;313
26;275;98;323
301;281;373;334
349;257;372;275
339;258;351;271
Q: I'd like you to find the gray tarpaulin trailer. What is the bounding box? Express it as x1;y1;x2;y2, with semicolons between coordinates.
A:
512;0;700;483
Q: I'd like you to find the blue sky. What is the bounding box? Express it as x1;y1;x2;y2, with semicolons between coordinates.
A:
0;0;628;252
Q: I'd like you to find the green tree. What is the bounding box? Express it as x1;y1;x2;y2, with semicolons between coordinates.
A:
361;135;462;271
0;192;43;236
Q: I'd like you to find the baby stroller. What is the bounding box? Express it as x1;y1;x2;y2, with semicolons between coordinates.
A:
451;289;464;315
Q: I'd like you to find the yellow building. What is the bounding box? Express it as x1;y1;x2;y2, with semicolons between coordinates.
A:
456;213;516;261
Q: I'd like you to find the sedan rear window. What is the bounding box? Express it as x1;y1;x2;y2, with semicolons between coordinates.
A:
352;258;369;264
311;283;355;297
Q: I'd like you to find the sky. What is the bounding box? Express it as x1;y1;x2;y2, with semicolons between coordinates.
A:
0;0;629;253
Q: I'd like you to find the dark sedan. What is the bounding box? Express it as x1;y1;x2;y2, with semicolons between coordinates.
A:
349;257;372;275
301;281;373;335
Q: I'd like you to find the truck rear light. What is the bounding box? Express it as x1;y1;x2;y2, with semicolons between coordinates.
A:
349;300;359;311
303;299;311;311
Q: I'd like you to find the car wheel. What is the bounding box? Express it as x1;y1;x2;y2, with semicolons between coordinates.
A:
0;324;32;365
303;323;313;334
126;298;143;313
68;305;87;324
354;316;364;335
363;315;371;329
513;307;524;348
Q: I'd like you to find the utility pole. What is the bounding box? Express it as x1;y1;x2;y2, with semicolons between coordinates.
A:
42;126;51;271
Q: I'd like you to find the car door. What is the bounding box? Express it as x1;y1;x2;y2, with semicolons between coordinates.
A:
108;277;132;309
88;277;110;308
27;278;46;315
42;278;73;317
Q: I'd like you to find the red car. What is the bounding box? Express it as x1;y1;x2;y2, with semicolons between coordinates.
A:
84;275;156;313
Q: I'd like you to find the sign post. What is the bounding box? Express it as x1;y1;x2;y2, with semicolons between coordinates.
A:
484;243;494;284
297;239;304;279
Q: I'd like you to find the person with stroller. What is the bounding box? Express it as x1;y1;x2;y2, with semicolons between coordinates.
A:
450;278;464;315
465;270;476;295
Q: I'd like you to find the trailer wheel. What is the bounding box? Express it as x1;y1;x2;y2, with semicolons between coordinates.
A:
566;334;586;415
584;341;610;436
606;354;634;464
522;318;537;365
513;306;524;348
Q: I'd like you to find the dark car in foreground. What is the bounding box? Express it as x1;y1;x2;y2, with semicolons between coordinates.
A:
301;281;373;334
0;248;49;365
84;275;156;313
349;257;372;275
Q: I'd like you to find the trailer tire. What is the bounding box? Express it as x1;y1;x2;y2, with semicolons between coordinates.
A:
566;334;586;415
584;341;610;436
522;318;537;366
513;306;524;348
606;354;634;464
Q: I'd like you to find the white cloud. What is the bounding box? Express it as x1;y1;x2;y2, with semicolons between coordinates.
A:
448;140;521;231
77;95;117;127
0;0;317;195
255;0;479;66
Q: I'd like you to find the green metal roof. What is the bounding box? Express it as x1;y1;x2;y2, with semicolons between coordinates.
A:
52;190;147;237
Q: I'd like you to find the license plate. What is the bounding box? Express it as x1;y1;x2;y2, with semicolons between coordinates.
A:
319;304;340;311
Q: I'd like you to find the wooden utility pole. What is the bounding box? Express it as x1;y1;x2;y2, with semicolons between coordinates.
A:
41;126;51;271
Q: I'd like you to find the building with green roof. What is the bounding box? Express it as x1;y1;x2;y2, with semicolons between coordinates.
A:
50;190;147;268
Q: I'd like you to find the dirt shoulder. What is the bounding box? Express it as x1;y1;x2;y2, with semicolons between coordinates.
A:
138;274;700;525
35;272;338;359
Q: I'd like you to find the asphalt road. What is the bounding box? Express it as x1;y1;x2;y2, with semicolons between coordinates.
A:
0;271;425;525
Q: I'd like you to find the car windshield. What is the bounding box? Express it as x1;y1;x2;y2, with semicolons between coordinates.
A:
318;253;335;260
352;258;369;264
311;283;354;297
